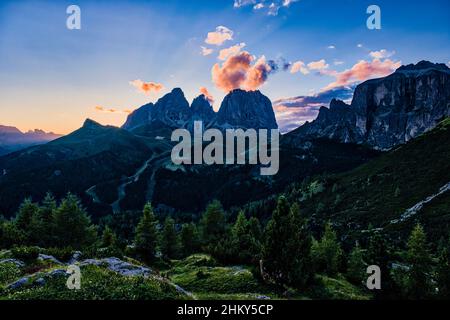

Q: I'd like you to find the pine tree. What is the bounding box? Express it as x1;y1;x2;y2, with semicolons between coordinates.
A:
200;200;226;249
230;211;261;264
436;238;450;299
53;193;97;249
180;223;200;257
346;242;367;284
101;226;117;248
160;216;180;259
31;193;56;246
15;198;39;243
311;222;343;276
262;197;313;288
134;203;159;263
405;224;432;299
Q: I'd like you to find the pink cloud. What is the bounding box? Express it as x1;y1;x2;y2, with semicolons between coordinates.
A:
307;59;329;70
211;51;274;92
129;80;164;95
199;87;214;104
323;58;401;91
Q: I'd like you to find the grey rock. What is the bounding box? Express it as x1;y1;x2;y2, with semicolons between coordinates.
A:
68;251;82;265
49;269;68;277
122;102;153;131
38;253;63;265
0;258;25;268
7;277;29;290
34;277;46;286
80;257;153;277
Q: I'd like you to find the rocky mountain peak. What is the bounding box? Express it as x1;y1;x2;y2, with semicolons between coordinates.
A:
83;118;103;129
215;89;278;130
288;61;450;150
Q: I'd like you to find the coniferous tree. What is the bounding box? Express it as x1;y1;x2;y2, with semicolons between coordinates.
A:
160;216;180;259
31;193;56;246
405;224;432;299
311;222;343;276
200;200;227;252
15;198;39;243
101;226;117;248
230;211;261;264
53;193;97;249
436;238;450;299
262;197;313;288
180;223;200;257
346;242;367;285
134;203;159;263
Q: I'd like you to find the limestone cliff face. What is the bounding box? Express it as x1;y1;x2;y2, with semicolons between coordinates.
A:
289;61;450;149
215;89;278;130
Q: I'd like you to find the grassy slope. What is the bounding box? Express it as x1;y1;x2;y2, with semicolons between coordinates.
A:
300;118;450;242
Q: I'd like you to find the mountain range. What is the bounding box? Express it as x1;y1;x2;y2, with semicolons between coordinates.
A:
0;125;61;156
0;61;448;239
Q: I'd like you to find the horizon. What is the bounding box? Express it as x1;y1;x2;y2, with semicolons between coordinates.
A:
0;0;449;134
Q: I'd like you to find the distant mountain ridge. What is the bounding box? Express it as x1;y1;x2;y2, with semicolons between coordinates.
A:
0;125;61;155
122;88;278;133
287;61;450;150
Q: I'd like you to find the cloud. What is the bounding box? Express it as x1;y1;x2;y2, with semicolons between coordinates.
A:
327;45;336;49
234;0;299;16
205;26;233;46
323;58;401;91
334;60;344;66
369;49;395;59
201;46;214;56
129;80;164;95
211;51;275;92
307;59;329;71
290;60;309;75
199;87;214;104
357;43;363;48
218;43;246;60
273;86;354;133
94;106;131;114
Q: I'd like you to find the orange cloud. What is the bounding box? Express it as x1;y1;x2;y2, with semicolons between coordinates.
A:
307;59;329;71
323;58;401;91
211;51;274;92
94;106;131;114
129;79;164;95
199;87;214;104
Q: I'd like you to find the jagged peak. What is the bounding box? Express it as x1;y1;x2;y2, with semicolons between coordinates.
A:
329;99;351;111
82;118;103;129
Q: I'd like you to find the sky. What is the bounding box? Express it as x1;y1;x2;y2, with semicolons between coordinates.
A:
0;0;449;134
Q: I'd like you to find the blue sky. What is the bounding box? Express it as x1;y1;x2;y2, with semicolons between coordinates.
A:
0;0;449;133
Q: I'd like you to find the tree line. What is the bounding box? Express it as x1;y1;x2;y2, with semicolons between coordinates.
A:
1;193;450;299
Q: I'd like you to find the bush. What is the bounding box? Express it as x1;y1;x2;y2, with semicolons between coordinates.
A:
43;247;74;262
10;246;40;264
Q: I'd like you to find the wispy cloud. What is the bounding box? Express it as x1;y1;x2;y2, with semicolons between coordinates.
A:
234;0;300;16
323;58;401;91
205;26;234;46
290;60;309;74
327;45;336;49
199;87;215;104
129;80;164;95
94;106;131;114
201;46;214;56
369;49;395;59
307;59;329;71
273;87;354;133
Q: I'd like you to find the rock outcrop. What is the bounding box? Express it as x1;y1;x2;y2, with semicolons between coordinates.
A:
289;61;450;150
